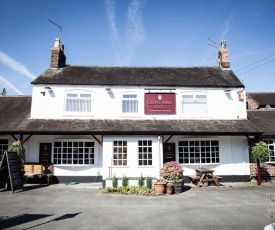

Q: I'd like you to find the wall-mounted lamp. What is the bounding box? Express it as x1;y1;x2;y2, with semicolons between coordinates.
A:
224;89;231;93
44;87;53;91
105;88;112;92
41;91;45;96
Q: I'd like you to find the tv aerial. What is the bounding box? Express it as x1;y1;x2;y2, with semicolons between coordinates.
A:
48;19;62;38
208;37;218;63
208;37;217;48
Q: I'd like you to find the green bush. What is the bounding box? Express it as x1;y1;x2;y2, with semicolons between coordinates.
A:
122;175;128;187
146;176;152;189
252;141;271;163
105;185;154;195
138;174;144;187
112;175;118;188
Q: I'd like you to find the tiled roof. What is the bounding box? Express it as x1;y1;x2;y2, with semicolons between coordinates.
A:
31;66;244;88
0;96;261;135
247;93;275;106
248;110;275;136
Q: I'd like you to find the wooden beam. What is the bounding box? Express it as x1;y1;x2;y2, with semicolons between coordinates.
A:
23;135;33;144
163;135;173;144
11;134;18;141
92;135;103;147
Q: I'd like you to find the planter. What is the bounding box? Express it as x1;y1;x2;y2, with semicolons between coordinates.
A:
166;188;173;195
154;183;166;195
173;179;184;194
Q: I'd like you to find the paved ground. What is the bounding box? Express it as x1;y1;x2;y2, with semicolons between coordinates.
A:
0;182;275;230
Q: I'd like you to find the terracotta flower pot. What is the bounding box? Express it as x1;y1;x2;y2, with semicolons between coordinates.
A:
154;183;166;195
166;188;173;195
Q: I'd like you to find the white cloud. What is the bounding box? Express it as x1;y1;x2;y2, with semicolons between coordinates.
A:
105;0;145;65
0;50;36;80
0;75;23;95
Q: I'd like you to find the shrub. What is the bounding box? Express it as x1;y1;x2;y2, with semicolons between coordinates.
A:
138;174;144;187
251;141;271;163
122;175;128;187
146;176;152;188
112;175;118;188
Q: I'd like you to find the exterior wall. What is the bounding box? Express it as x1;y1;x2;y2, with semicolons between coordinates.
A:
25;135;103;177
164;135;250;178
0;134;252;182
102;136;162;180
250;163;275;178
31;85;247;120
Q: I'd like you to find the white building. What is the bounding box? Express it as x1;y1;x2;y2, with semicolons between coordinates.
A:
0;39;261;186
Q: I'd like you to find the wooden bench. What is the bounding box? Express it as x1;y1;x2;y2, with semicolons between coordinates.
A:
24;163;53;186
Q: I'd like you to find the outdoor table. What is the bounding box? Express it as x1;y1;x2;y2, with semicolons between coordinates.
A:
194;168;220;187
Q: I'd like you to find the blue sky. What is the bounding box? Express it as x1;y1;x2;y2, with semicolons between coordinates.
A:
0;0;274;95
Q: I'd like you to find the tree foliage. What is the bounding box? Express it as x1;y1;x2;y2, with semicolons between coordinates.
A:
251;141;271;163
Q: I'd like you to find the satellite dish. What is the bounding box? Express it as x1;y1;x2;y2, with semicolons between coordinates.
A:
266;104;271;110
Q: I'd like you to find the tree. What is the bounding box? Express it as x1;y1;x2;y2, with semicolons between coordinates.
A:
1;88;7;95
251;141;271;185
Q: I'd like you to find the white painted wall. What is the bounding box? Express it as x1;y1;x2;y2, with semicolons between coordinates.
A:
102;136;162;180
165;135;250;177
31;85;247;120
0;134;250;180
24;135;103;177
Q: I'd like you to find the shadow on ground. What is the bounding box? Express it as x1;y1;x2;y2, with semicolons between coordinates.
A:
0;212;82;230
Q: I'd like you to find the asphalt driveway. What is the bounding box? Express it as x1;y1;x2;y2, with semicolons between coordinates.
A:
0;184;274;230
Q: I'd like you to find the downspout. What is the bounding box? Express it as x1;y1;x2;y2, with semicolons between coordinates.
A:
158;135;162;179
242;145;250;181
230;136;235;182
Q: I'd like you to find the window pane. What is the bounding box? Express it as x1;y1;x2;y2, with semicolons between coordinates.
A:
182;94;207;113
53;141;95;165
65;92;92;113
113;140;127;166
138;140;153;166
178;140;219;164
122;94;138;113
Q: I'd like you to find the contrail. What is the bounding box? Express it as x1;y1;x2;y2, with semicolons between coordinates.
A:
0;50;36;80
221;13;236;39
105;0;145;65
0;75;23;95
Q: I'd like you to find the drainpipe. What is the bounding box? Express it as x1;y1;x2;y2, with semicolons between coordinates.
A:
242;145;250;181
158;136;162;179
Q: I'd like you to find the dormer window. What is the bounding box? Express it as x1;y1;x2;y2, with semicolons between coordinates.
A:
65;90;92;113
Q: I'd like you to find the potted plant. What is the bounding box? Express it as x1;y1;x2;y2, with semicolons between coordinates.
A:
160;161;184;194
166;183;173;195
154;179;167;195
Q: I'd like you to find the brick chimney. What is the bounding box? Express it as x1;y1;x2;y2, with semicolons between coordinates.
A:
50;38;66;68
218;40;230;69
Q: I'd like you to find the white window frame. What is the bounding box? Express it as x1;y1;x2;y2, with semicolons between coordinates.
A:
113;140;128;166
53;139;95;166
181;93;208;114
121;92;139;114
138;140;153;166
263;139;275;162
178;139;220;164
64;90;92;115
